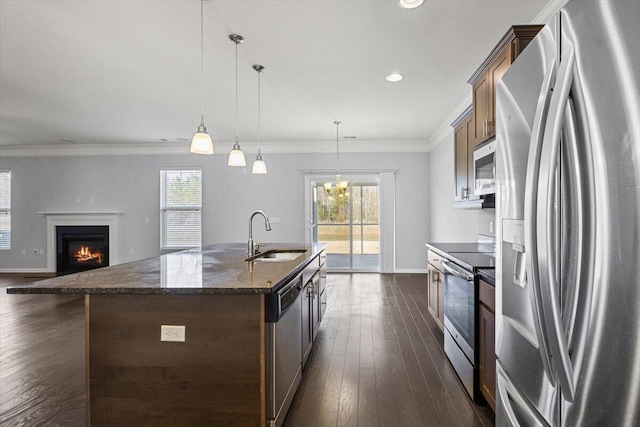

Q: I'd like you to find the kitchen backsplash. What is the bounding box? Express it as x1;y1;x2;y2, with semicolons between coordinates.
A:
478;209;496;237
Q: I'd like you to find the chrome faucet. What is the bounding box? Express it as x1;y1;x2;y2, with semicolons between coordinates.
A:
248;210;272;256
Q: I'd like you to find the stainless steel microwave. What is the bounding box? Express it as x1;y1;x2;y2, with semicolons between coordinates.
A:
473;140;496;195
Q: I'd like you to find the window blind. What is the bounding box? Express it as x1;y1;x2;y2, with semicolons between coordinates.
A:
0;170;10;250
160;169;202;249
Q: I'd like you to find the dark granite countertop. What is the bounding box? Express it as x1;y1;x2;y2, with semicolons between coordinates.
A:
6;243;326;295
425;242;495;255
442;252;496;271
425;242;495;272
478;268;496;285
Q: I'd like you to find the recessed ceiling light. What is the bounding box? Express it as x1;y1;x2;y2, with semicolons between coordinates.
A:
175;137;189;142
398;0;424;9
160;138;169;142
386;73;404;82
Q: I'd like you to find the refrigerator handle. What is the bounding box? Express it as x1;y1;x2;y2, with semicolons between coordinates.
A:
538;46;577;402
523;59;557;384
560;102;583;351
497;364;549;427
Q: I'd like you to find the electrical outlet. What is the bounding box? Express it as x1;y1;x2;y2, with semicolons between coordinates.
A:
130;248;136;255
39;249;44;255
144;217;150;224
489;221;494;234
22;249;26;255
161;325;186;342
75;196;81;203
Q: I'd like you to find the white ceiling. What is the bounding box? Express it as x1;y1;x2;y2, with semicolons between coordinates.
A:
0;0;552;154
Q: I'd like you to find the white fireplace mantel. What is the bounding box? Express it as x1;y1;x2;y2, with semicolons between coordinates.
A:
42;212;123;272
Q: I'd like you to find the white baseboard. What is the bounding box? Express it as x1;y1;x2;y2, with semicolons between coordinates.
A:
394;268;428;274
0;268;52;274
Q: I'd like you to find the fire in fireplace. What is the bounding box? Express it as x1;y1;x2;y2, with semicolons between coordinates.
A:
56;226;109;275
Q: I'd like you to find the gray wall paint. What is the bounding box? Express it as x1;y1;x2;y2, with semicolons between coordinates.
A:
428;131;495;242
0;151;429;271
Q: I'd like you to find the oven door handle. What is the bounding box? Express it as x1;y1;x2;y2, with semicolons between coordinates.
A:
441;259;473;281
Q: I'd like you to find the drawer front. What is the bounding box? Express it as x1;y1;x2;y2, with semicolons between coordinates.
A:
302;255;320;285
427;250;443;271
319;250;327;268
479;279;495;312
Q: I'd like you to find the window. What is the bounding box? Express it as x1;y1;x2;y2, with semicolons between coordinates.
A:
160;168;202;249
0;170;10;250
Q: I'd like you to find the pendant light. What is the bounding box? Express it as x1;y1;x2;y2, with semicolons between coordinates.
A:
323;121;349;198
252;65;267;174
190;0;214;155
228;33;246;167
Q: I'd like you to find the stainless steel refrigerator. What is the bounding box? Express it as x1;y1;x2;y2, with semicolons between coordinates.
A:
495;0;640;425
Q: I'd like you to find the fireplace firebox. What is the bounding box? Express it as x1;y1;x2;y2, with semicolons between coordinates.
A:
56;226;109;275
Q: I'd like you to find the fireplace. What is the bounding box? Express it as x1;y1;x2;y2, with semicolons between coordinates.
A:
56;226;109;275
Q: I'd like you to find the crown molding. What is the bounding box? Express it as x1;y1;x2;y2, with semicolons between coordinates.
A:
0;139;430;157
533;0;569;25
425;93;472;151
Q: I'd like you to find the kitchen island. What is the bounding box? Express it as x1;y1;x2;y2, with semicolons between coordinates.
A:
7;243;327;427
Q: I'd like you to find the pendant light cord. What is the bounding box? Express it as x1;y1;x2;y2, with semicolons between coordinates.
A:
235;41;239;143
336;121;340;177
200;0;205;126
258;70;261;147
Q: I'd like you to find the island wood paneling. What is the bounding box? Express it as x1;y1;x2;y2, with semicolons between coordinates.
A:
86;294;265;427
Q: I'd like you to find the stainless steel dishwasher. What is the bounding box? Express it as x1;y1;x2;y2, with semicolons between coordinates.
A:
266;273;303;427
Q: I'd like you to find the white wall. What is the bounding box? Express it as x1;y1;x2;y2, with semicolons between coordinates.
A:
428;131;495;242
0;151;429;271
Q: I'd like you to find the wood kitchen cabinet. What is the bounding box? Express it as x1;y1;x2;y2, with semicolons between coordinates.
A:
302;250;326;368
468;25;544;146
479;278;496;411
452;106;475;203
427;250;445;331
302;279;312;366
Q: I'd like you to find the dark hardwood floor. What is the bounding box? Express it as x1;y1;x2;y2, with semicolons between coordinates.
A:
0;273;493;426
285;273;494;427
0;275;85;426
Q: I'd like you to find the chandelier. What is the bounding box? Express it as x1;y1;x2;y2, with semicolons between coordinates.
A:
323;121;349;198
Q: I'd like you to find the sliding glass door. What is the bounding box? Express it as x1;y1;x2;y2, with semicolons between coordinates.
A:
311;177;380;271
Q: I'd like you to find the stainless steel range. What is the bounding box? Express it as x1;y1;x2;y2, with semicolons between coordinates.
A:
427;245;495;400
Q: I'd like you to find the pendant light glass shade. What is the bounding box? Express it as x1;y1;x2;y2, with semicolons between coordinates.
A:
252;150;267;174
228;34;246;167
191;125;213;154
252;65;267;174
190;0;214;155
228;141;247;166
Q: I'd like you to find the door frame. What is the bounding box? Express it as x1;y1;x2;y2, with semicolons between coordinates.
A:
303;170;396;273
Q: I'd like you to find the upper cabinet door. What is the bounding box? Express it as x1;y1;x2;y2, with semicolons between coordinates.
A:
465;114;476;197
454;118;469;201
452;106;475;202
472;73;491;146
487;47;512;137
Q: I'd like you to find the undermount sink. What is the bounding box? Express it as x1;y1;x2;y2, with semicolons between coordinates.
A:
247;249;306;262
